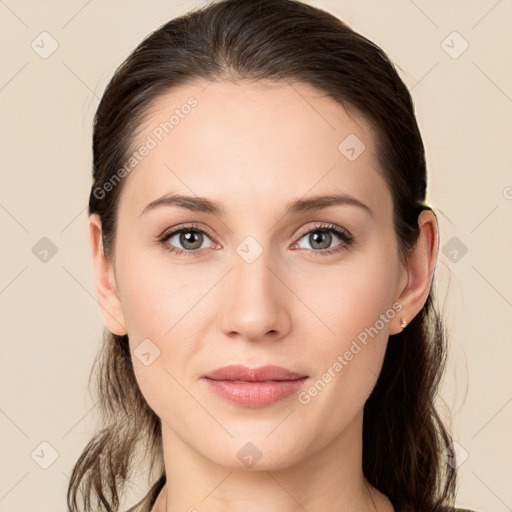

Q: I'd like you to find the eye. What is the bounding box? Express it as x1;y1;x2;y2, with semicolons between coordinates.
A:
158;222;354;258
159;223;215;257
292;223;354;256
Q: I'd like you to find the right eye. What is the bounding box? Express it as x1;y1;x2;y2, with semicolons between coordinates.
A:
159;224;216;256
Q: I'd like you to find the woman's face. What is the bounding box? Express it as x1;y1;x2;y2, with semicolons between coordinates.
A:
98;80;410;470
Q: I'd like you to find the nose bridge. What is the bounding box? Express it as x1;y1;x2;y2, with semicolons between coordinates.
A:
219;237;290;341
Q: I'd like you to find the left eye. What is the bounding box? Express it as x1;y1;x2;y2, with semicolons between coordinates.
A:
294;225;353;253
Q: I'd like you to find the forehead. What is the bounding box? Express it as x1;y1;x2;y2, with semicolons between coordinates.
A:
118;79;391;220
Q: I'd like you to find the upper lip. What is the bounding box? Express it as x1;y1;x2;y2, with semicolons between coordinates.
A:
202;365;308;382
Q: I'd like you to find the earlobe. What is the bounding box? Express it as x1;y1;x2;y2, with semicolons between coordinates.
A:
88;214;128;336
391;210;439;336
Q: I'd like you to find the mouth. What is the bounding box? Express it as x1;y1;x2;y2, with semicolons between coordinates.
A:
202;364;308;382
201;365;309;407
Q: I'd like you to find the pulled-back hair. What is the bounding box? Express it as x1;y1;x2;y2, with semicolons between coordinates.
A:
68;1;456;510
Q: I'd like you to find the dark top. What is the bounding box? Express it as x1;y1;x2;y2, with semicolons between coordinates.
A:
124;473;479;512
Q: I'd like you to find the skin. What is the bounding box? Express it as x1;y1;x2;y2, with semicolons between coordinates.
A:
89;79;439;512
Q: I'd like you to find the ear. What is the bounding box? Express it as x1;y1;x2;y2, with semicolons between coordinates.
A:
88;213;127;336
389;209;439;335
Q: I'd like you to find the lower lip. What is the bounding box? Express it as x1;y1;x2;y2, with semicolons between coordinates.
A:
203;377;308;407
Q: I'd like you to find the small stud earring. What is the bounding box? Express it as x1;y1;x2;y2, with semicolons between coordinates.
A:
400;318;407;329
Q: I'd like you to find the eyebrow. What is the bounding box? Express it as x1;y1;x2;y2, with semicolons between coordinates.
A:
140;192;373;218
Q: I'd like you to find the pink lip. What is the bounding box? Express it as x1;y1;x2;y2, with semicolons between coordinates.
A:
201;365;309;408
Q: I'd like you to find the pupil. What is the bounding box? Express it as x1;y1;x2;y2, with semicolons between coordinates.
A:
311;231;331;249
181;231;202;250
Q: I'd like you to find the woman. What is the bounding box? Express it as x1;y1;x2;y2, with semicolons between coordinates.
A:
67;0;479;511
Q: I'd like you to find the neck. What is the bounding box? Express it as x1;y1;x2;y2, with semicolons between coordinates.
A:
153;410;393;512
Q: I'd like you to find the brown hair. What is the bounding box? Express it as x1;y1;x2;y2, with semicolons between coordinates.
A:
68;0;456;510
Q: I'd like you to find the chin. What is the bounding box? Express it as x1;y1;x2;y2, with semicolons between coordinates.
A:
202;436;309;472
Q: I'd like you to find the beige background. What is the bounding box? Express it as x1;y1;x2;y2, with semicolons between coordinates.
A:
1;0;511;510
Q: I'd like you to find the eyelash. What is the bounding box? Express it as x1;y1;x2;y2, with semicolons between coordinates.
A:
158;222;354;258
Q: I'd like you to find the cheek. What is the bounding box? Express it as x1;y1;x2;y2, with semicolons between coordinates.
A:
294;248;397;406
296;247;398;345
115;248;214;342
114;252;216;411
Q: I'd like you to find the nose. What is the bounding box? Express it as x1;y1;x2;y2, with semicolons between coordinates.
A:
219;246;292;343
